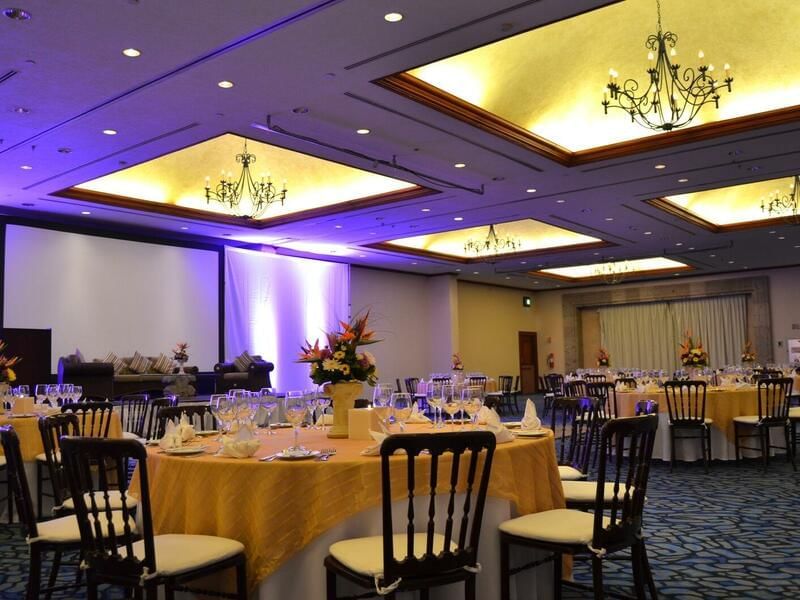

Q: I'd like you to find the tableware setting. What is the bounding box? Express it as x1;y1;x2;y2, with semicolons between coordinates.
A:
218;425;262;458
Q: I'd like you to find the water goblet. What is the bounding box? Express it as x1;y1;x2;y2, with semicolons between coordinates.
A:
462;386;483;430
46;384;60;407
426;384;443;429
284;391;308;452
372;383;394;431
391;392;413;432
305;390;319;429
14;385;29;398
259;388;278;434
442;384;461;430
316;393;331;432
34;384;48;406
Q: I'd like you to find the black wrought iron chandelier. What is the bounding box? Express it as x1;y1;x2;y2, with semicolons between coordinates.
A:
761;175;800;221
594;260;631;285
204;141;287;219
602;0;733;132
463;224;520;256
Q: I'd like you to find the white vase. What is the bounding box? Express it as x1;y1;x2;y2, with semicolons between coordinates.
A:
325;381;363;439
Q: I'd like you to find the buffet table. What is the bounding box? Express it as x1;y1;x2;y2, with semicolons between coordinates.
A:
615;387;774;461
135;425;564;598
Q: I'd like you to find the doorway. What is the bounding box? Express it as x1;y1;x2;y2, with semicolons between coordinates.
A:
518;331;539;394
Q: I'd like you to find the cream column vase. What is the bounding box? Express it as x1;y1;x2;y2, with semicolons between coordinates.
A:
325;381;363;439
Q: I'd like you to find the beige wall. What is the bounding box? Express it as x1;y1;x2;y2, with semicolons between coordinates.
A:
456;281;537;378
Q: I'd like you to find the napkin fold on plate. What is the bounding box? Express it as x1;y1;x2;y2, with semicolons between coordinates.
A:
477;406;514;443
520;399;541;431
178;414;196;442
220;425;261;458
361;430;407;456
406;401;431;423
159;420;183;450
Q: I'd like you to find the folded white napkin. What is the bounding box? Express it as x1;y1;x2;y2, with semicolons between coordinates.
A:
178;414;196;442
220;425;261;458
520;399;541;431
360;430;387;456
477;406;514;443
159;420;183;450
406;401;431;423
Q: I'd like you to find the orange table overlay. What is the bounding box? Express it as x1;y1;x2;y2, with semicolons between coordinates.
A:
133;425;564;590
0;412;123;461
616;387;759;441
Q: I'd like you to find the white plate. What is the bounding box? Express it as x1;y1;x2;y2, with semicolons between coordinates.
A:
514;429;549;437
163;445;207;456
275;449;320;461
504;421;523;429
8;413;36;418
145;439;161;446
195;430;219;437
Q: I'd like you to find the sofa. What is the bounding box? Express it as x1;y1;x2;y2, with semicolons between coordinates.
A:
58;353;199;399
214;354;274;393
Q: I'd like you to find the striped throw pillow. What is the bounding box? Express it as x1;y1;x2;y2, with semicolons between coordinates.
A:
233;350;254;373
152;353;174;374
129;351;153;374
104;351;128;375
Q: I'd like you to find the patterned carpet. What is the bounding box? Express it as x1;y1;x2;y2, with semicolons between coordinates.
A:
0;402;798;598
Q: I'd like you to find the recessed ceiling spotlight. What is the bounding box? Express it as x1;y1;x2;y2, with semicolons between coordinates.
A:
12;106;30;114
102;129;117;135
643;231;652;235
526;188;537;193
473;271;479;275
384;12;403;22
334;224;342;229
122;48;141;58
654;164;667;169
505;276;511;280
217;80;234;89
19;165;32;170
728;260;735;264
675;242;683;246
533;281;539;285
420;208;431;212
709;254;716;258
453;216;464;221
678;178;689;183
778;236;786;240
520;261;527;265
556;199;566;204
768;230;776;234
358;254;366;258
356;128;370;135
593;252;600;256
80;211;91;215
605;217;614;221
3;7;31;20
454;163;466;168
180;226;189;230
369;232;376;235
794;245;800;249
688;247;695;250
411;262;418;265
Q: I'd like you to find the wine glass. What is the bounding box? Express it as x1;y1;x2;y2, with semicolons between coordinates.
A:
34;384;48;406
305;390;319;429
284;391;307;452
72;385;83;403
316;392;331;433
462;386;484;430
372;384;394;432
391;393;413;432
442;384;461;430
426;383;443;429
209;394;233;440
61;383;74;406
259;388;279;434
46;384;60;407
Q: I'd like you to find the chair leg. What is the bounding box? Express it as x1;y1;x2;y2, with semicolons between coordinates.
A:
44;548;62;600
6;471;12;524
786;425;797;472
165;585;175;600
420;589;430;600
631;542;648;600
27;545;42;600
669;427;676;471
640;542;659;600
326;567;337;600
591;555;604;600
703;427;710;474
36;461;44;520
465;573;476;600
554;552;563;600
500;538;510;600
734;423;741;463
759;427;769;471
236;556;247;600
86;571;99;600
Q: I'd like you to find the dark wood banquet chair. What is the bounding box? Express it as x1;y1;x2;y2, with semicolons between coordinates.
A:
38;413;81;517
664;380;712;473
61;401;114;438
499;415;659;600
325;431;496;600
543;373;565;417
155;404;216;438
550;395;599;481
467;375;488;391
395;378;403;393
60;437;246;600
116;393;151;439
0;452;10;523
635;399;660;416
142;396;178;440
404;377;420;394
616;376;638;390
432;376;452;385
734;377;796;471
565;379;588;398
585;373;607;384
79;394;110;403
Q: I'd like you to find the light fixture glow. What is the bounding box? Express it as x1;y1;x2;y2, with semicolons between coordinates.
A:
384;12;403;22
19;165;32;170
421;208;431;212
102;129;117;135
644;231;653;235
678;177;689;182
453;216;464;221
80;211;91;215
654;164;667;169
122;48;141;58
556;199;566;204
540;257;688;280
356;128;371;135
526;188;537;193
454;163;466;168
217;80;234;89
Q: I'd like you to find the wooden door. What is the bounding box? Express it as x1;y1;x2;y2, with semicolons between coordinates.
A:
518;331;539;394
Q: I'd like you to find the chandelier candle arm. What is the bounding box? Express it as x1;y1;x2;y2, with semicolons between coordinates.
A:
463;224;521;256
761;175;800;219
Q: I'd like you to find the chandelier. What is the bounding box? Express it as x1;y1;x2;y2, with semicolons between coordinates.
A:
594;260;631;285
463;224;520;256
761;175;800;222
204;141;287;219
602;0;733;132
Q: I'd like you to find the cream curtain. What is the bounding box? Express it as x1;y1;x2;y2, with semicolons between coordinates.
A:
598;295;747;372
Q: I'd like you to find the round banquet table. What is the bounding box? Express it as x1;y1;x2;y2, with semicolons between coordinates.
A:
615;386;784;461
133;425;565;599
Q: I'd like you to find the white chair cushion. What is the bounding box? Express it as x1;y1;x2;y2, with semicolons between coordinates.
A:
122;431;139;440
499;508;609;545
132;534;244;577
788;406;800;418
33;512;136;544
61;490;139;511
558;465;586;481
733;415;761;425
0;455;6;467
562;480;635;504
329;533;456;577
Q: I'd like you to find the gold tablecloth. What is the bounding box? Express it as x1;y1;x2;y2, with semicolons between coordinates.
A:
616;387;759;441
0;412;123;461
133;425;563;590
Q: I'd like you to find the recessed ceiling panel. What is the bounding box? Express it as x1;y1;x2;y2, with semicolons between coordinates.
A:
540;257;689;280
404;0;800;152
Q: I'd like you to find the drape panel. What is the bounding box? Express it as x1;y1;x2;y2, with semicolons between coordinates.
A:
598;294;747;372
224;248;350;391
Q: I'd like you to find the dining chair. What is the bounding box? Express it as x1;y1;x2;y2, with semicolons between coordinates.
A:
734;377;796;471
663;380;712;473
635;400;660;416
495;375;516;414
550;395;599;481
142;396;179;440
616;377;638;390
60;401;114;438
324;431;496;600
116;393;151;439
586;381;618;467
432;376;452;385
59;436;246;600
404;377;420;394
542;373;565;418
566;379;588;398
0;453;11;524
499;415;659;600
585;374;607;384
38;413;80;517
79;394;110;403
155;404;216;438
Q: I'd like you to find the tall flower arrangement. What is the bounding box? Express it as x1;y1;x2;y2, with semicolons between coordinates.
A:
679;331;709;367
0;340;20;384
298;313;380;385
741;341;756;364
172;342;189;362
596;348;610;367
451;353;464;371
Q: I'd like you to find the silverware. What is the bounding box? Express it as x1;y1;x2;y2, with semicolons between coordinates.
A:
259;452;281;462
317;448;337;461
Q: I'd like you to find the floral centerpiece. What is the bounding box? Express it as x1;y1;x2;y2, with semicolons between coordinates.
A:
172;342;189;362
679;332;709;367
741;341;756;364
451;353;464;371
596;348;610;367
0;340;20;384
298;313;380;438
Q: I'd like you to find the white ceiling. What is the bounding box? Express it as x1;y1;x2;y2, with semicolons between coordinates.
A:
2;0;800;290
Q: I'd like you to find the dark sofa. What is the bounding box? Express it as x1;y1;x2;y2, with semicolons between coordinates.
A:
214;355;274;393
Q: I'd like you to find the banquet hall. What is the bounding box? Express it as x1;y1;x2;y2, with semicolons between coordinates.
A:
1;0;799;598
